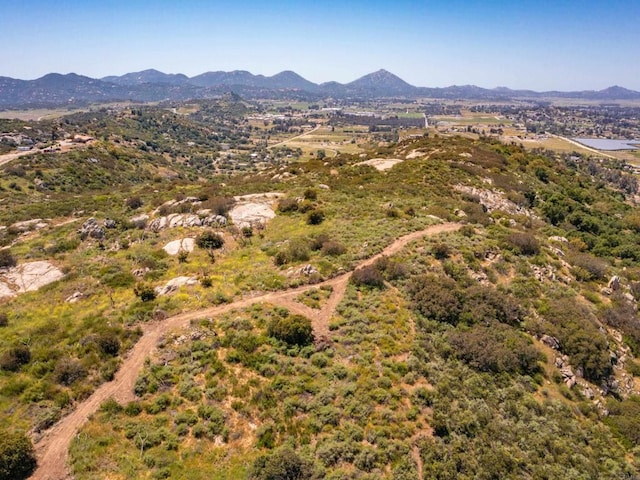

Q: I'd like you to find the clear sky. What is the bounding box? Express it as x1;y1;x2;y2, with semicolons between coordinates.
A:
2;0;639;91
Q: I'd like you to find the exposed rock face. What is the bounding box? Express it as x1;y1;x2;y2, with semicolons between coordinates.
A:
104;218;117;229
0;261;65;298
130;214;149;229
229;203;276;229
356;158;403;171
560;366;577;388
531;264;556;282
154;276;198;296
147;214;227;231
11;218;49;233
148;214;202;231
163;238;195;255
299;264;318;276
541;334;560;350
608;275;620;291
454;185;535;217
65;291;83;303
548;236;569;243
78;218;105;240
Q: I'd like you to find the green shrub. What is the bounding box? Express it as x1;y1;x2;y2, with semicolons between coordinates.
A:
196;231;224;250
0;430;36;480
432;243;451;259
303;188;317;201
0;346;31;372
96;333;120;356
134;283;156;302
53;358;86;386
249;447;315;480
202;196;235;216
506;232;540;256
449;323;541;374
568;253;608;281
0;250;16;268
126;196;143;209
321;241;346;256
277;198;298;213
267;314;314;347
408;275;462;324
306;210;325;225
0;314;7;327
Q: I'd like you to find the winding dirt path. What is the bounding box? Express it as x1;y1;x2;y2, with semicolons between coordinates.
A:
31;222;460;480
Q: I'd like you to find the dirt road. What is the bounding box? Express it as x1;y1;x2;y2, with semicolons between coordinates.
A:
30;222;460;480
268;125;320;149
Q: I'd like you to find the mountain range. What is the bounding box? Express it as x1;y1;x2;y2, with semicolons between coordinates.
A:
1;68;639;109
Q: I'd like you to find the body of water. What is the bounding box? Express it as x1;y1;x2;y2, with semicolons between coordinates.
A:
573;138;640;151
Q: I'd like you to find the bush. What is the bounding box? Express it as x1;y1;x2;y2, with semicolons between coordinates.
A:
0;430;37;480
568;253;608;281
267;314;314;347
203;196;235;216
303;188;317;201
96;333;120;356
460;285;522;326
134;283;156;302
306;210;325;225
54;358;87;386
409;275;462;324
432;243;451;260
605;397;640;447
0;250;16;269
321;241;346;256
449;323;541;374
351;265;385;288
0;314;7;327
126;196;143;209
196;231;224;250
542;298;612;382
601;295;640;355
277;198;298;213
0;346;31;372
249;447;315;480
506;232;540;256
288;238;310;262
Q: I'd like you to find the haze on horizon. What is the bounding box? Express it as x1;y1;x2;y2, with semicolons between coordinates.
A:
2;0;639;92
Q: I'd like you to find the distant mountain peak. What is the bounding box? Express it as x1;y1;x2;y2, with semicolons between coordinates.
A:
346;69;416;96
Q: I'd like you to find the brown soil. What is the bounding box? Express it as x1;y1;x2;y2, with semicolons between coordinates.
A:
31;222;460;480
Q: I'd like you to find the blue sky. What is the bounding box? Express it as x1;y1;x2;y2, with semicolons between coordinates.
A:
2;0;639;90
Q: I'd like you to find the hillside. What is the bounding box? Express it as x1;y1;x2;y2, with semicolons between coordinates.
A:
2;107;640;478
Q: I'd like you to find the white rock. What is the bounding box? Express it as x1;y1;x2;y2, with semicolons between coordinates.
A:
155;276;198;296
163;238;195;255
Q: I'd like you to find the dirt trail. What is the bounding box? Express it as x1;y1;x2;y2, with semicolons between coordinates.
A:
31;222;460;480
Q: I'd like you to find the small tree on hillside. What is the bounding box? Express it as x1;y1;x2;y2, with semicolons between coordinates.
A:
196;231;224;262
0;431;37;480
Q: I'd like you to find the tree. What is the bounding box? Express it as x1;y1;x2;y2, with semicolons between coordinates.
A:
0;431;37;480
196;230;225;263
